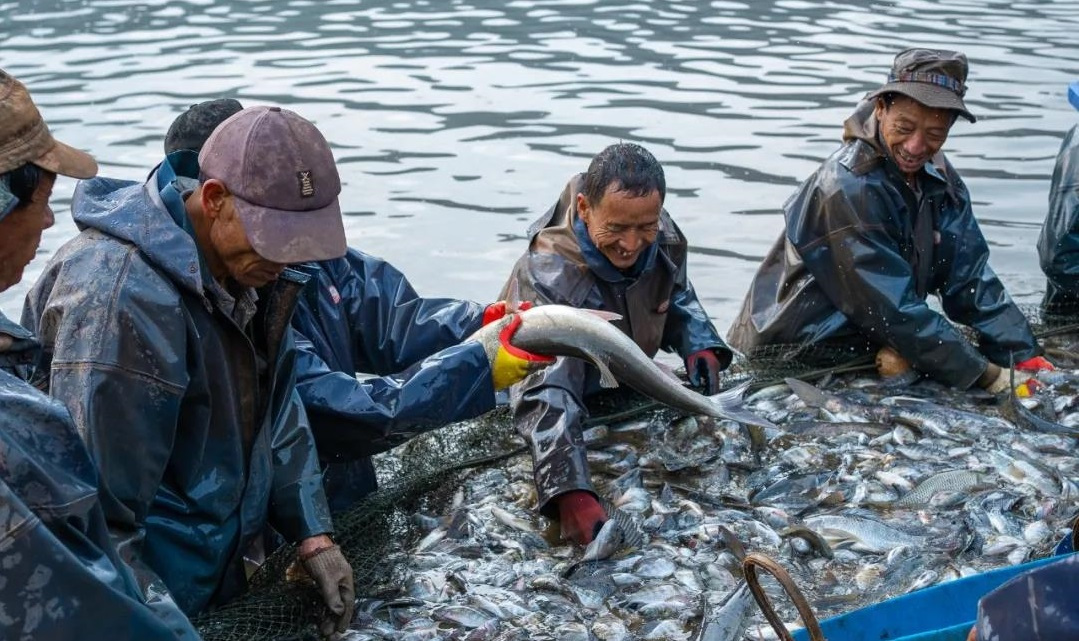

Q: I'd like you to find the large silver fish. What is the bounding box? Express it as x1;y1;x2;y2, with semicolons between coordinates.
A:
476;304;775;428
695;582;755;641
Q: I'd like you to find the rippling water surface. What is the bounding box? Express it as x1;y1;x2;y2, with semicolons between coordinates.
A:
3;0;1079;333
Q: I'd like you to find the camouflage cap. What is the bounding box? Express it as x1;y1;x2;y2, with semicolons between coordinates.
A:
866;48;976;123
0;69;98;179
198;106;347;264
164;98;244;155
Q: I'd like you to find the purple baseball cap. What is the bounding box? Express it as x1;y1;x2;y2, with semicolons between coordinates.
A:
198;105;347;264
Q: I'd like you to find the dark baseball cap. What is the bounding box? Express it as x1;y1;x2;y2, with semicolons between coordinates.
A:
866;48;976;123
0;69;97;179
198;106;347;264
164;98;244;155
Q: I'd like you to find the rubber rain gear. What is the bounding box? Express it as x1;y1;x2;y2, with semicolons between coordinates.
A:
727;101;1040;389
291;250;496;512
21;154;333;616
1038;124;1079;313
0;312;201;641
502;175;731;516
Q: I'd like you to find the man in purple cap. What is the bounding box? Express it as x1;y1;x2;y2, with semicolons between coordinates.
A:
0;70;200;640
23;106;356;635
728;48;1053;393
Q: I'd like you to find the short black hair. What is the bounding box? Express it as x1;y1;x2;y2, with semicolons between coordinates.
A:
581;142;666;206
3;163;42;205
164;98;244;155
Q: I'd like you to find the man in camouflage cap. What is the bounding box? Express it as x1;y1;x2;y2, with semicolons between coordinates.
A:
0;70;200;639
729;48;1053;393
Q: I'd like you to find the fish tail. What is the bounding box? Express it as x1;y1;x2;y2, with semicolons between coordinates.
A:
710;381;777;429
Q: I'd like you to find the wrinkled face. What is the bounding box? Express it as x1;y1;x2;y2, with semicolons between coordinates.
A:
875;95;955;178
577;184;662;270
204;186;286;288
0;171;56;293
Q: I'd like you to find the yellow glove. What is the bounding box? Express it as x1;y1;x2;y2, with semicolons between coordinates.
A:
471;313;554;390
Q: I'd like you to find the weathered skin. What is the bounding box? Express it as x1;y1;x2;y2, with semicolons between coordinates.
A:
475;304;774;428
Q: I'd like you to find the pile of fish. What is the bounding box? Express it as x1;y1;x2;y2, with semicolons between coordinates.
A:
343;370;1078;641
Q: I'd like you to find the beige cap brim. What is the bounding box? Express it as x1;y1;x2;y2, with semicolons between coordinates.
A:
33;137;98;179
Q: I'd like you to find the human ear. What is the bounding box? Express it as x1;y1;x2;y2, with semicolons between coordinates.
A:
200;180;228;220
576;192;591;225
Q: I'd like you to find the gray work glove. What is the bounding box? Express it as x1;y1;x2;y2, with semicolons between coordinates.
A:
301;544;355;636
978;363;1015;395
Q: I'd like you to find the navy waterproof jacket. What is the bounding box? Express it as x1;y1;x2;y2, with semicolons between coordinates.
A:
22;157;333;616
0;312;201;640
1038;124;1079;312
291;250;496;512
727;101;1040;388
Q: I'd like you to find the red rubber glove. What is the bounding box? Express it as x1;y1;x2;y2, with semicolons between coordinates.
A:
555;490;607;545
1015;356;1054;373
685;349;722;395
482;300;533;326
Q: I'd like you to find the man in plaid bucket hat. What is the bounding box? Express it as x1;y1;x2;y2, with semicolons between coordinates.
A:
729;48;1053;394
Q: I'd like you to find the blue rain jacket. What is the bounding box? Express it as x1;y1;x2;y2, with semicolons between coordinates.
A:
1038;124;1079;312
291;250;496;512
728;101;1040;389
501;175;731;516
21;155;333;616
0;312;201;640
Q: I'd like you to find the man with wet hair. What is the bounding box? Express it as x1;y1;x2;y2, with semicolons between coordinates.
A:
0;70;200;640
728;48;1053;392
500;142;733;545
24;105;357;635
159;100;554;514
1037;85;1079;316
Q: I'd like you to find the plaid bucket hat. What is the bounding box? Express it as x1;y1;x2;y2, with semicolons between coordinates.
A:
865;48;976;123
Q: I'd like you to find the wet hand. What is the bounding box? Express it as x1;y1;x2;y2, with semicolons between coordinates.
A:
299;536;355;636
482;300;533;326
685;349;723;395
556;490;608;545
1015;356;1054;373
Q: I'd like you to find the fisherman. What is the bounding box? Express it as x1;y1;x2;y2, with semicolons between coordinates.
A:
728;48;1054;392
501;142;734;545
1037;93;1079;314
0;70;200;639
160;99;554;513
23;105;356;636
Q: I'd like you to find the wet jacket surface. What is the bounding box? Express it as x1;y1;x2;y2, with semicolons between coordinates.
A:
0;313;200;641
21;160;333;616
291;250;495;512
728;101;1040;389
1038;124;1079;312
502;175;731;516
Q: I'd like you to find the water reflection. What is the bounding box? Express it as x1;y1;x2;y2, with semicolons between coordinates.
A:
2;0;1078;324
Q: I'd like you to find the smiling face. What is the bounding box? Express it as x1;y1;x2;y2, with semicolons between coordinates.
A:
875;94;956;180
577;183;662;271
0;170;56;293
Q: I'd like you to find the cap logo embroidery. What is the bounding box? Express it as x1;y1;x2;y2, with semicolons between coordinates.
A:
298;170;315;198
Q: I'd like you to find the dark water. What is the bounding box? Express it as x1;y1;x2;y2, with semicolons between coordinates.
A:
3;0;1078;335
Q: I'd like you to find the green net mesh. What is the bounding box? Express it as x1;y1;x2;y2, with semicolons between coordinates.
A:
192;305;1079;641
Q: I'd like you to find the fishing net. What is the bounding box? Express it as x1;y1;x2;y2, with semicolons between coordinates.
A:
192;303;1079;641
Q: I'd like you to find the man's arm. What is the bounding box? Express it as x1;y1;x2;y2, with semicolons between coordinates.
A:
791;181;989;388
660;258;733;364
293;334;495;460
934;176;1041;365
1038;126;1079;301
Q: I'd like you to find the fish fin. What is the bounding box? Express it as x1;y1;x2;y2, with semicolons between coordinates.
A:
582;308;623;322
709;381;777;429
587;353;619;388
505;278;521;312
783;377;830;408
